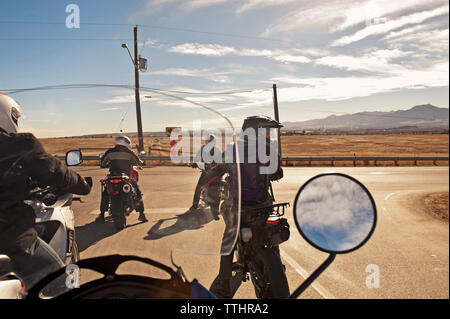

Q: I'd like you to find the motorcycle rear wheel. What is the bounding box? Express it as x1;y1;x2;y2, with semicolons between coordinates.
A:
110;198;126;230
252;246;290;299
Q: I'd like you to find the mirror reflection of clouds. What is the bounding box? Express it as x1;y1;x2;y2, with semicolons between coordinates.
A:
66;151;81;166
296;175;375;252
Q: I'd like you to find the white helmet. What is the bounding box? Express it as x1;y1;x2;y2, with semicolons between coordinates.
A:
0;93;22;134
114;135;132;148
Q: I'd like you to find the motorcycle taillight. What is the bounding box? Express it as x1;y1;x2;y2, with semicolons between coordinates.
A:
108;179;123;184
266;215;280;225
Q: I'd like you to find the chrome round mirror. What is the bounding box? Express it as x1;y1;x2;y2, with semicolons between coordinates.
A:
294;173;377;254
65;150;82;166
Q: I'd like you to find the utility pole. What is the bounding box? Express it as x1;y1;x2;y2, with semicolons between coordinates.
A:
134;26;144;153
272;84;282;159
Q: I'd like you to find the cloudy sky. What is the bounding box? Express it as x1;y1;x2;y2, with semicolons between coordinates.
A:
0;0;448;137
296;174;375;252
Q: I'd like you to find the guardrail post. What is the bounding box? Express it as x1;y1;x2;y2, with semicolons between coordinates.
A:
309;158;312;167
374;160;378;167
433;159;437;166
414;157;418;166
331;159;335;167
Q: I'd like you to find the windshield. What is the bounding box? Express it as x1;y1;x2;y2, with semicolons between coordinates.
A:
139;94;242;258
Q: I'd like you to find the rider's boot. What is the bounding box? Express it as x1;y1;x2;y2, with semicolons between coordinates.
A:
95;211;105;223
136;199;147;222
210;278;231;299
211;203;220;220
138;211;148;222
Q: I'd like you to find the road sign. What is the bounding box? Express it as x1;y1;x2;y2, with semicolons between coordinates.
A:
166;127;181;137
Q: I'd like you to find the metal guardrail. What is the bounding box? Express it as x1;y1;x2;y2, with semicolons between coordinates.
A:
57;155;449;166
281;156;449;167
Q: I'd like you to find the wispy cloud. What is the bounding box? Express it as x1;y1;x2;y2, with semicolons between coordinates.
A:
236;0;297;15
256;61;449;102
182;0;229;11
98;107;122;111
331;5;449;46
151;67;238;83
261;0;447;36
168;43;235;56
137;0;230;15
386;28;449;56
315;49;410;74
168;43;312;63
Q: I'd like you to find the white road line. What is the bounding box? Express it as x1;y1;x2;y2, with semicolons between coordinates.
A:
369;172;388;175
88;208;186;215
384;192;396;201
280;248;335;299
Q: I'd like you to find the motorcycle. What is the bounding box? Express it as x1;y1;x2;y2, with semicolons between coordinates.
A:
0;150;92;299
189;162;228;220
20;171;377;300
99;152;146;230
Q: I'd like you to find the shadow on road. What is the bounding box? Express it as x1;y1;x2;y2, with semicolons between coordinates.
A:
144;208;218;240
75;215;145;253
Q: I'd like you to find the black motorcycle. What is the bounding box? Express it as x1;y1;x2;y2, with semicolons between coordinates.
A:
101;170;142;230
210;163;291;298
232;201;291;298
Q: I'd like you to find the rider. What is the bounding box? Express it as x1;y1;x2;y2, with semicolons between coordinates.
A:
190;134;222;216
210;115;284;298
97;135;147;223
0;93;92;290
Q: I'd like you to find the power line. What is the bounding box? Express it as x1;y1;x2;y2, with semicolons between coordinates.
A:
0;37;134;41
0;20;283;43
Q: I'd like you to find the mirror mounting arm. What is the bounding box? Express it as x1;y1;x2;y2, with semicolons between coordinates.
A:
288;253;336;299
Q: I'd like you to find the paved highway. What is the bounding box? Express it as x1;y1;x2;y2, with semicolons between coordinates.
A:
72;166;449;299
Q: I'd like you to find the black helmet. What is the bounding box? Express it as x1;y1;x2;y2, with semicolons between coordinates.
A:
241;115;283;131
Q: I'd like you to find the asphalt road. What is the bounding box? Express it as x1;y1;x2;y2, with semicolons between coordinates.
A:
71;166;449;299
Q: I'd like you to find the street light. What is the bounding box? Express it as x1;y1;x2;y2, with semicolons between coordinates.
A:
121;43;136;67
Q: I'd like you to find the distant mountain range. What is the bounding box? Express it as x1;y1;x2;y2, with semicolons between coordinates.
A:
68;104;448;138
282;104;449;131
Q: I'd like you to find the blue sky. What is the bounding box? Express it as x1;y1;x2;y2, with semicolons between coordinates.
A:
0;0;448;137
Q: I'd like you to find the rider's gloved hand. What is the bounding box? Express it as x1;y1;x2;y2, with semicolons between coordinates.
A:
58;174;91;196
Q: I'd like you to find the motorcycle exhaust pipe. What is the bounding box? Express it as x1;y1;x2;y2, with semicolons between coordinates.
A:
122;184;132;194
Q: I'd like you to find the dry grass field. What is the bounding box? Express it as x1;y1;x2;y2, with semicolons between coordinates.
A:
39;134;449;167
425;192;449;221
